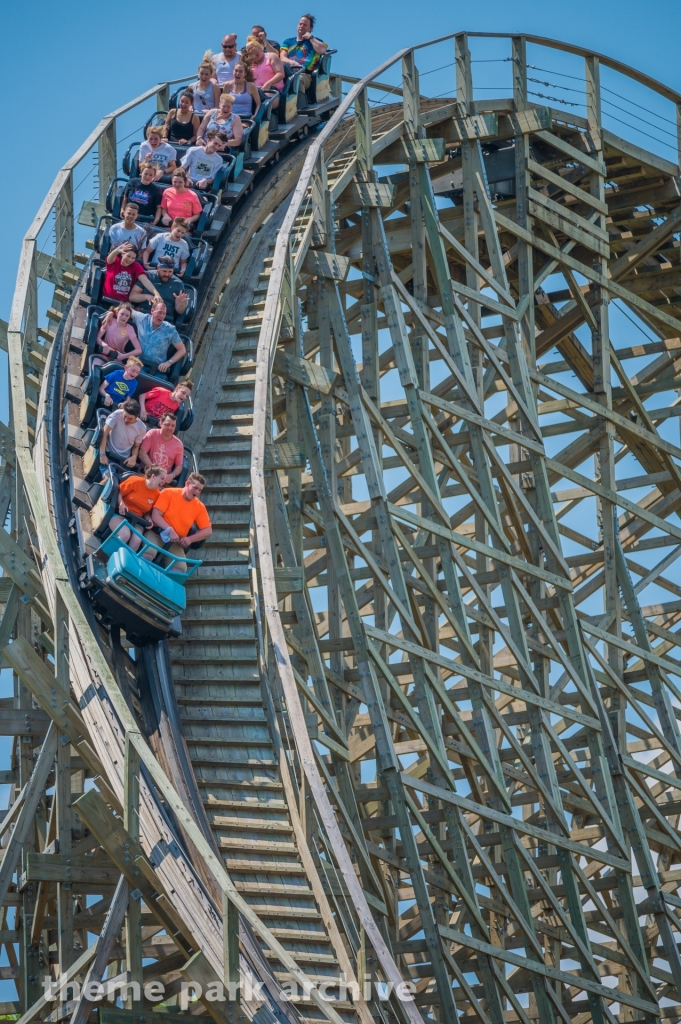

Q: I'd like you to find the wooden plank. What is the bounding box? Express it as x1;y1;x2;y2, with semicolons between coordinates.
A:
534;129;606;175
446;113;498;142
72;789;195;956
272;350;338;395
180;952;231;1024
24;853;120;886
386;502;572;591
16;941;99;1024
365;625;600;731
0;421;16;467
529;186;610;244
0;526;47;604
603;127;680;178
495;208;681;334
527;158;608;214
274;567;303;594
2;638;120;812
70;878;130;1024
401;774;630;871
339;181;396;208
265;443;307;469
378;138;446;163
99;1012;200;1024
76;201;108;228
437;925;659;1016
303;249;351;280
499;107;552;136
35;251;80;287
0;727;58;912
528;199;610;258
0;709;50;735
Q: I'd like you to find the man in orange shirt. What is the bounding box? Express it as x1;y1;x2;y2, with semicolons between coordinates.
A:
144;472;212;571
107;465;165;551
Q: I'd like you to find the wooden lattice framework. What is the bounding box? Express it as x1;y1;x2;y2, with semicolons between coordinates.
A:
253;32;681;1024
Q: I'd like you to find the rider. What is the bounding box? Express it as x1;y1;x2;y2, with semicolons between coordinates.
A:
129;256;188;322
280;14;328;93
131;300;187;376
108;465;165;551
138;413;185;485
99;398;147;469
144;472;212;573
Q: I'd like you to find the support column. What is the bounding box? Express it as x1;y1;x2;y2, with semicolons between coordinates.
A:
124;735;142;1008
55;594;73;978
55;174;74;267
97;121;117;206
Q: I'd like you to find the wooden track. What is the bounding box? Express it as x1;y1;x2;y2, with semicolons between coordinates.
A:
7;33;681;1024
169;160;360;1024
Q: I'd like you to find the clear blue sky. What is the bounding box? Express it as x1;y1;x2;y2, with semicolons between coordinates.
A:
1;0;681;328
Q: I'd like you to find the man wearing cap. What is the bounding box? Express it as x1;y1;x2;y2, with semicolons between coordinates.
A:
129;256;189;324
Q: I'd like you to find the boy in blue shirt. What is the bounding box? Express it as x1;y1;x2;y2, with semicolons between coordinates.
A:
99;357;143;407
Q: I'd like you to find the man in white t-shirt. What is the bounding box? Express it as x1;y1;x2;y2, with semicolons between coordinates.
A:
108;204;148;254
212;35;241;85
144;220;190;276
181;134;225;190
100;400;147;468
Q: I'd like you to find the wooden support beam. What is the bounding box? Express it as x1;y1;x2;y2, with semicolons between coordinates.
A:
68;876;129;1024
0;726;58;911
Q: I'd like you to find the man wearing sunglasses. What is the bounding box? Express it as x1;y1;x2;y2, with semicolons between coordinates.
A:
212;35;241;86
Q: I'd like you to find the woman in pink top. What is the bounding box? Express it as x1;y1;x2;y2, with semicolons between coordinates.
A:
95;304;142;366
243;42;284;107
159;169;203;229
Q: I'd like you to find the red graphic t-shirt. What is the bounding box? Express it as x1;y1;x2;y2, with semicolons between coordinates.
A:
103;256;145;301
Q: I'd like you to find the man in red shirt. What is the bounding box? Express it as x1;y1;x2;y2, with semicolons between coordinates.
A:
103;243;159;303
138;413;184;485
139;380;193;422
144;472;212;572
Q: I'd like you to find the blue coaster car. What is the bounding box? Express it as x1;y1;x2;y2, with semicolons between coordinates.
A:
83;515;201;645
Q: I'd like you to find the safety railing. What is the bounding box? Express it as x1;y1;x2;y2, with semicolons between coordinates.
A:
7;75;196;452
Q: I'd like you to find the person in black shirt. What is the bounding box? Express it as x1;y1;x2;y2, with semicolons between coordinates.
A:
122;163;162;223
129;256;189;323
251;24;280;53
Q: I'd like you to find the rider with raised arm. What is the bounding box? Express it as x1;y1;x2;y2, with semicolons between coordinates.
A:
280;14;328;93
130;256;188;322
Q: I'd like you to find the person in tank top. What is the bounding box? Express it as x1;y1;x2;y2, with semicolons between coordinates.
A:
190;61;221;113
243;42;284;109
210;36;240;86
165;91;201;146
196;94;243;148
222;62;261;119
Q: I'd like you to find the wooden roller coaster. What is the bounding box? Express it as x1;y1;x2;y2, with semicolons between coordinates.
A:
6;30;681;1024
